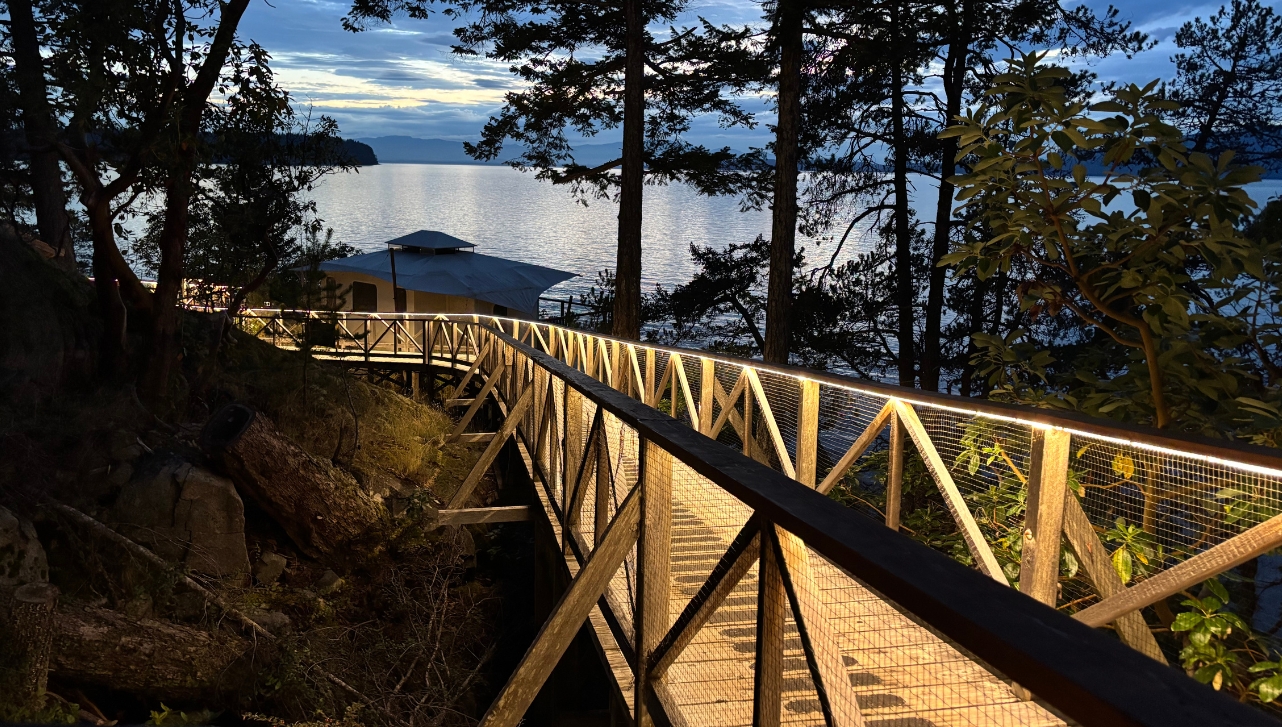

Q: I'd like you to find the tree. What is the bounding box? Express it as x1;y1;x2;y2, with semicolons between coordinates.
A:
344;0;762;341
944;53;1269;433
762;0;804;365
1168;0;1282;171
5;0;75;271
39;0;251;386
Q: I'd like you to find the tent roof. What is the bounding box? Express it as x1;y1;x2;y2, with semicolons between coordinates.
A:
317;249;575;314
385;230;476;250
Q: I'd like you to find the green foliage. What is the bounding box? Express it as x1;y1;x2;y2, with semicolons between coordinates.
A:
1103;517;1160;584
147;704;219;726
944;52;1275;435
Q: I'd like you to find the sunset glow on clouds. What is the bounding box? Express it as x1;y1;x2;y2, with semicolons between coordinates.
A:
238;0;1271;141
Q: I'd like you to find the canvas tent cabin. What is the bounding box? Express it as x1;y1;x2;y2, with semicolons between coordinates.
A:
315;230;575;318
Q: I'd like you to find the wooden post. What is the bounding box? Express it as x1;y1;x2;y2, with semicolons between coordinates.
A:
11;582;58;710
595;422;612;547
645;348;656;406
565;387;584;522
743;379;755;460
754;526;786;727
635;440;673;727
700;358;715;436
411;370;421;400
797;379;820;487
1019;428;1071;606
886;410;905;531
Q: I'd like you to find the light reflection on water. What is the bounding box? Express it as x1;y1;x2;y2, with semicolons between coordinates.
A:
306;163;1282;301
306;163;898;299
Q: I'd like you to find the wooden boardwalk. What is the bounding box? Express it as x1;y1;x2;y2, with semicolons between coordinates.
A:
235;312;1277;727
523;412;1069;727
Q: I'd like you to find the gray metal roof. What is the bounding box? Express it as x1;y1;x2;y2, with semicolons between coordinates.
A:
317;249;575;314
384;230;476;250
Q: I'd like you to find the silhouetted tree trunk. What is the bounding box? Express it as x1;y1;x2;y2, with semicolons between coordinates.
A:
7;0;74;272
920;1;970;391
612;0;646;341
140;0;251;402
891;18;915;388
764;0;803;366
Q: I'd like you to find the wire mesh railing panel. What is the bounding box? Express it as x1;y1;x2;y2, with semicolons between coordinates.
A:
602;410;640;641
801;543;1069;727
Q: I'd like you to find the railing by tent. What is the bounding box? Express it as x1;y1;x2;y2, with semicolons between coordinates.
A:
235;309;1282;727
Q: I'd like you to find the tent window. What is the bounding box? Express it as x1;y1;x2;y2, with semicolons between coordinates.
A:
351;281;378;312
395;287;407;313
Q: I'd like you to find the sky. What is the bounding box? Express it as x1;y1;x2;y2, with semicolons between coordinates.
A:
236;0;1268;146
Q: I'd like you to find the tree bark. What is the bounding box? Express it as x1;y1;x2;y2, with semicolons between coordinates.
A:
11;583;58;710
920;3;969;391
140;0;251;403
763;0;803;366
202;404;384;562
891;33;915;388
612;0;646;341
50;603;256;699
7;0;75;272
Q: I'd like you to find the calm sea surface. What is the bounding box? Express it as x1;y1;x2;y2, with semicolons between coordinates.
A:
307;163;1282;301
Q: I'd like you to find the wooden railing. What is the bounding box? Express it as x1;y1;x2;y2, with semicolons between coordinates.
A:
236;309;1282;727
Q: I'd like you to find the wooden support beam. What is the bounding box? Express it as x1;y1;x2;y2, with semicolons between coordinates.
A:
797;379;820;487
886;411;905;531
753;524;787;727
892;400;1007;584
816;402;893;496
455;432;495;444
1061;498;1166;662
477;486;642;727
448;386;534;509
449;358;508;440
650;521;761;678
595;418;613;547
699;358;715;436
446;398;474;408
644;348;657;407
634;440;672;727
1019;429;1071;606
1077;510;1282;629
772;525;865;727
435;506;531;527
744;368;796;479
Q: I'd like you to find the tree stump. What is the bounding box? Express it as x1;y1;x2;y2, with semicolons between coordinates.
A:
202;404;383;561
11;582;58;710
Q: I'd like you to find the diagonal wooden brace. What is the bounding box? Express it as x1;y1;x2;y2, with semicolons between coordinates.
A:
771;525;866;727
447;386;534;509
449;357;508;441
650;518;762;678
478;485;642;727
893;400;1007;584
817;401;894;495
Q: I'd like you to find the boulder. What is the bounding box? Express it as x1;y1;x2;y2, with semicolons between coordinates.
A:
112;455;249;578
254;551;288;586
0;505;49;588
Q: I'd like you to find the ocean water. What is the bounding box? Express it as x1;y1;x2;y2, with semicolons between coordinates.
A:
307;163;1282;301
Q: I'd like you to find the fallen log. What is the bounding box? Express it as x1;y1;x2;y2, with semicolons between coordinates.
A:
50;603;256;699
202;404;383;561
